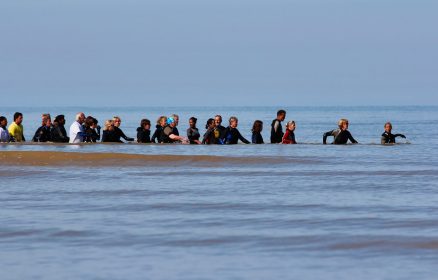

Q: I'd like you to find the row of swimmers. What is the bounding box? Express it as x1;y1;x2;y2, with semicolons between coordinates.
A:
0;110;406;145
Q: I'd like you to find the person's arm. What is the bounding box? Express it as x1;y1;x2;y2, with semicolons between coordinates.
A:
32;128;41;142
347;131;358;144
237;129;250;144
119;129;134;141
273;120;280;133
395;134;406;139
323;130;333;144
252;133;257;144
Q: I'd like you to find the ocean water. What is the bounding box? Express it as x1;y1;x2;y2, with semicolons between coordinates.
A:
1;106;438;280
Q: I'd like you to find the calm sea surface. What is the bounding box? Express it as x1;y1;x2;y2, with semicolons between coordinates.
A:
1;106;438;279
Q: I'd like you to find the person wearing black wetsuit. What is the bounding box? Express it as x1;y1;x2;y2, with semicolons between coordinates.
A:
161;117;187;143
187;117;201;144
102;119;121;143
83;116;101;143
51;115;69;143
32;114;53;142
137;119;151;143
323;119;358;145
381;122;406;144
271;109;286;143
202;118;216;144
113;116;134;142
214;115;226;144
251;120;264;144
151;116;167;143
224;116;250;144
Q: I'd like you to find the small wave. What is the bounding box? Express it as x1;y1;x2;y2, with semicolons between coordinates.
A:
0;151;296;168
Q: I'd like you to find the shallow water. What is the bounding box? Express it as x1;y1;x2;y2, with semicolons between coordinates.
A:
1;106;438;279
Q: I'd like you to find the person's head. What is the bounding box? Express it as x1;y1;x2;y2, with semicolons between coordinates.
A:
252;120;263;133
277;110;286;121
189;117;197;129
140;119;151;130
41;114;52;127
338;119;349;130
229;116;238;128
85;116;98;129
113;116;121;127
157;116;167;127
104;120;114;131
384;122;393;133
0;116;7;127
214;115;223;126
205;118;215;129
13;112;23;125
76;112;85;124
54;115;65;126
171;114;179;126
286;121;296;131
167;117;176;128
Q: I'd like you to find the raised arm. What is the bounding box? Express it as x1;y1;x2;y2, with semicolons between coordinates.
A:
323;130;333;144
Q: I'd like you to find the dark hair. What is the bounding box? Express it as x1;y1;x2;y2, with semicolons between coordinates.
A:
0;116;6;123
252;120;263;133
277;110;286;116
140;119;151;127
189;117;197;123
54;115;65;123
85;116;98;128
13;112;23;121
205;118;214;129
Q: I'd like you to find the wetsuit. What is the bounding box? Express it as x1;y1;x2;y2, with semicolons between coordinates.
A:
214;125;226;144
323;129;358;145
271;119;283;143
137;127;151;143
252;132;264;144
161;126;178;143
202;128;216;144
32;125;53;142
83;127;101;143
151;125;164;143
282;129;296;144
187;127;200;144
224;127;250;144
51;124;69;143
113;126;134;142
102;130;121;143
381;132;406;144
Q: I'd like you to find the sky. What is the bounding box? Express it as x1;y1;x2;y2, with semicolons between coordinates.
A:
1;0;437;106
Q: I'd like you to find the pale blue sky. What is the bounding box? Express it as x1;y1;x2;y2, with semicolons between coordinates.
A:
1;0;437;106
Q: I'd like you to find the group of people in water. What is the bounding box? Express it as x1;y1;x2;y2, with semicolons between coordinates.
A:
0;110;406;145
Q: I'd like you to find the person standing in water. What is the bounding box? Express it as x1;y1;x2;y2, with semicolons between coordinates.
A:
381;122;406;144
214;115;227;144
137;119;151;143
151;116;167;143
282;121;297;144
271;110;286;143
161;117;188;143
32;114;53;142
323;119;358;145
8;112;25;142
69;112;86;143
83;116;101;143
187;117;201;144
0;116;10;142
224;116;250;144
202;118;216;144
251;120;264;144
112;116;134;142
51;115;69;143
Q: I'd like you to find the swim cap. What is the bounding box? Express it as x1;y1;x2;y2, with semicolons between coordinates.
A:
167;117;175;125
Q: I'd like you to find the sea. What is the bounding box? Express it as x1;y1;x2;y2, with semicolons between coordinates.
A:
1;106;437;280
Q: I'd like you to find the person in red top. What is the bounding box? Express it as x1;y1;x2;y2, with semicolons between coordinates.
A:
282;121;297;144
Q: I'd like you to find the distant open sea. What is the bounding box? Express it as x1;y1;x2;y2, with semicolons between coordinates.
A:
1;106;437;279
